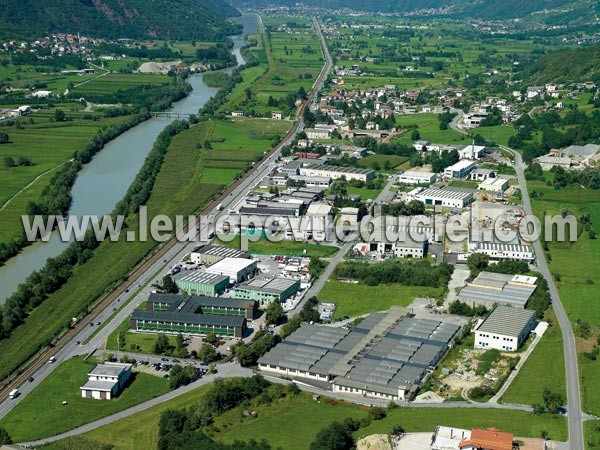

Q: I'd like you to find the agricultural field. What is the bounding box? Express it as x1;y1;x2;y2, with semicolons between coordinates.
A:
73;383;567;450
319;280;445;319
393;113;469;146
0;356;169;442
218;235;339;257
0;107;134;244
528;179;600;422
69;73;170;96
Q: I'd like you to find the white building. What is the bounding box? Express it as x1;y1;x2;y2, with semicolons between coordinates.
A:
473;243;534;262
80;363;132;400
299;164;375;182
398;170;437;185
205;257;258;284
416;185;476;209
305;128;332;139
412;140;431;151
470;168;496;181
431;426;471;450
478;177;508;193
444;160;476;179
475;306;536;352
458;144;486;160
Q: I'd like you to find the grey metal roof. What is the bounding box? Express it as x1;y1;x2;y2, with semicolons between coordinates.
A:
477;306;536;337
80;380;118;392
236;278;300;295
192;244;248;259
458;272;537;308
175;270;229;285
88;363;131;377
148;294;254;311
239;206;298;217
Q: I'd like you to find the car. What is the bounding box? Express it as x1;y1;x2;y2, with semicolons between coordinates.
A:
112;308;116;311
125;289;129;293
28;377;34;382
161;357;169;362
172;359;180;363
96;321;101;326
89;323;94;327
163;374;170;379
76;341;81;345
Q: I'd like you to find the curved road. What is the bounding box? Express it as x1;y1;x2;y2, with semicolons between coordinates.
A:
450;112;584;450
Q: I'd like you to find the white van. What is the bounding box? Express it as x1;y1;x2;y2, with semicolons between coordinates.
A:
9;389;18;399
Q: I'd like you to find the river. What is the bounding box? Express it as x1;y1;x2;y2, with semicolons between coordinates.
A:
0;14;258;303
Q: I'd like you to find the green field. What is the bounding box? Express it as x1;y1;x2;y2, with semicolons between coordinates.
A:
357;154;409;170
529;182;600;416
0;357;169;442
0;109;134;244
75;383;567;450
218;235;339;257
319;281;445;318
70;73;170;95
105;316;177;354
501;308;566;405
393;114;468;145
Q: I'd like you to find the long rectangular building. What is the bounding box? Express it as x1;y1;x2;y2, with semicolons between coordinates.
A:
475;306;536;352
234;278;301;305
458;272;537;309
190;244;250;265
129;294;256;338
416;185;476;209
258;307;460;401
174;271;229;296
299;164;375;182
474;242;534;263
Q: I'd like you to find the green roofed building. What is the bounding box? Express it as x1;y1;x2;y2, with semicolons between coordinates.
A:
129;294;256;338
174;270;229;296
234;277;301;306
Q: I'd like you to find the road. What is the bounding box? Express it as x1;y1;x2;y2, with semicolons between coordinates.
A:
449;113;584;450
0;15;333;421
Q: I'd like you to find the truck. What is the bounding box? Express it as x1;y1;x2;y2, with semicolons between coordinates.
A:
9;389;18;399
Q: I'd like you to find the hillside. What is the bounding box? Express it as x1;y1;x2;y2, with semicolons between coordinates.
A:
520;46;600;84
231;0;595;23
0;0;241;40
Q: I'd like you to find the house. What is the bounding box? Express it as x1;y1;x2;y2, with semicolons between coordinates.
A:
412;140;431;151
475;306;536;352
458;427;514;450
272;111;283;120
80;363;132;400
231;111;244;117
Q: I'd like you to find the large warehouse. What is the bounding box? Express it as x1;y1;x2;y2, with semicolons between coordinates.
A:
416;185;476;208
475;306;536;352
174;271;229;296
258;307;460;401
474;242;534;263
299;163;375;182
190;244;250;265
457;272;538;309
130;294;254;338
204;257;258;284
234;278;301;305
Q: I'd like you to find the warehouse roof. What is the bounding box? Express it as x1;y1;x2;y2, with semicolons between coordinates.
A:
475;242;533;255
175;270;229;285
477;306;536;337
236;278;299;295
416;185;476;200
206;257;256;274
191;244;249;259
458;272;537;308
148;294;254;312
89;363;132;378
303;163;375;176
131;310;245;327
239;206;299;217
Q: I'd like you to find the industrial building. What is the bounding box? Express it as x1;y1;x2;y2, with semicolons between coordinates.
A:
204;257;258;284
443;160;476;179
416;185;476;209
145;293;256;319
130;294;253;338
457;272;538;309
473;243;534;263
398;170;437;185
258;307;460;401
299;164;375;182
475;306;536;352
189;244;250;265
353;237;428;259
174;271;229;296
80;363;132;400
234;278;301;305
478;177;508;193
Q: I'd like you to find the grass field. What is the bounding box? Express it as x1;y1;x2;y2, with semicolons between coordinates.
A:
0;109;134;244
501;308;566;405
357;154;409;170
218;235;339;257
105;316;177;354
70;73;170;95
393;114;468;146
0;357;169;442
74;381;567;450
319;281;445;319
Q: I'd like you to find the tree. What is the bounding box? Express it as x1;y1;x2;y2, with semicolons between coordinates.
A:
235;344;257;367
169;364;197;389
3;157;15;168
198;343;218;363
0;427;12;445
162;275;178;293
153;334;170;354
265;301;285;325
54;109;65;121
0;132;9;144
309;421;354;450
204;332;218;344
466;252;489;278
543;389;564;414
410;129;420;140
17;156;31;166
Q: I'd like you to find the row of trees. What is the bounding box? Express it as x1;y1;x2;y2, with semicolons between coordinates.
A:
335;260;454;288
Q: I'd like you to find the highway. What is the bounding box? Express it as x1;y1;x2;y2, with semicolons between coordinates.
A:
449;112;584;450
0;15;332;420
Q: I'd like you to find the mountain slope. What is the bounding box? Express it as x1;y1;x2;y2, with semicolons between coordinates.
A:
0;0;241;40
520;46;600;84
